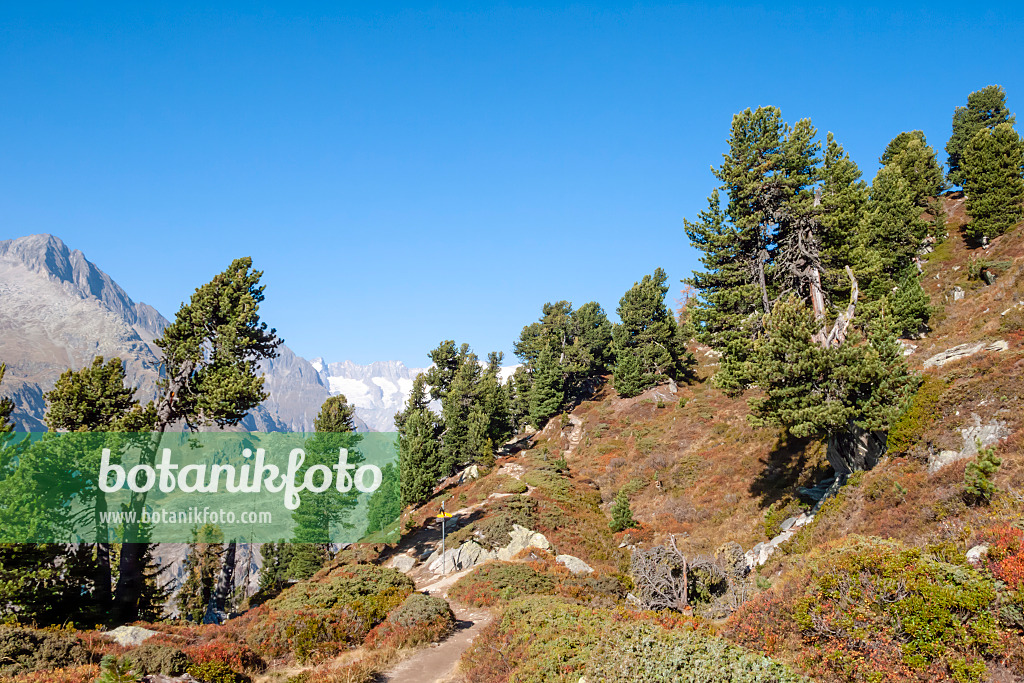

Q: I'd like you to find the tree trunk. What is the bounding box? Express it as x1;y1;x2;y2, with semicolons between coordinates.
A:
93;492;112;621
214;541;236;613
826;421;887;479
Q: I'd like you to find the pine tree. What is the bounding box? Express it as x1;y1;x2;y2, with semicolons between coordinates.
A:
257;541;294;594
286;544;331;580
609;489;638;532
528;347;564;427
613;268;694;391
819;133;869;305
396;375;442;506
292;395;361;549
961;123;1024;241
42;356;155;622
178;524;224;623
613;348;644;398
964;444;1001;505
881;131;944;210
947;85;1016;187
856;165;924;298
365;462;401;537
115;257;282;624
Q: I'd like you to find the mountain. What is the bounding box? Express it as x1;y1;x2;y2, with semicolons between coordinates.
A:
310;358;522;432
310;359;428;432
0;234;336;432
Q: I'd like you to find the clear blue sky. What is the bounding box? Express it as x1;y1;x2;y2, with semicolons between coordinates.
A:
2;2;1022;367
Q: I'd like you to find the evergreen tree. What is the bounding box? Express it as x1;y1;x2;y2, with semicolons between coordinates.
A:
115;257;282;624
880;131;945;210
528;347;564;427
964;444;1001;505
396;375;442;506
961;122;1024;241
612;348;644;398
819;133;869;304
365;462;401;536
514;300;612;414
292;395;360;584
612;268;694;391
178;524;224;623
507;367;532;432
257;541;294;593
43;356;155;623
856;165;925;305
609;489;638;532
888;268;932;338
947;85;1016;187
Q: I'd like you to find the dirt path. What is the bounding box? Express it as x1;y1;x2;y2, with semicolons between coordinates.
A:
379;602;492;683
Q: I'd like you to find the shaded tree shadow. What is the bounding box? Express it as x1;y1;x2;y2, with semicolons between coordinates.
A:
748;433;831;510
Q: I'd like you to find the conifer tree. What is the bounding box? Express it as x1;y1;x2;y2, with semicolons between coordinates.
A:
880;131;944;210
818;133;869;305
365;462;401;536
609;489;638;532
178;523;224;623
396;375;442;506
115;257;282;624
947;85;1016;186
612;268;694;391
528;347;564;427
961;123;1024;241
612;348;644;398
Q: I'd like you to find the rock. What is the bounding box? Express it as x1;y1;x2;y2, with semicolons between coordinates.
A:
897;340;917;356
952;286;965;301
780;516;798;532
966;545;989;567
388;554;417;573
428;541;495;574
496;524;550;561
923;341;1007;369
556;554;594;574
928;413;1010;474
103;625;162;647
465;464;481;481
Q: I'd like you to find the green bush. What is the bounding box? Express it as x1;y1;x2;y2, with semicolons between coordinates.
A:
887;375;944;454
462;596;805;682
98;655;140;683
187;660;250;683
123;644;192;675
387;592;455;629
793;537;1002;679
449;562;556;606
0;626;90;676
271;564;414;612
964;444;1002;505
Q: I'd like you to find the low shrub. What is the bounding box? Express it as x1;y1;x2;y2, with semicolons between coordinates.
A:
790;537;1002;681
122;644;190;676
0;664;100;683
887;375;944;455
460;596;804;683
0;627;90;677
364;593;455;649
182;640;266;674
186;660;250;683
449;562;556;607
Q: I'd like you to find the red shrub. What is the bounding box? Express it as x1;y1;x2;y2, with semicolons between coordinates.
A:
183;639;267;673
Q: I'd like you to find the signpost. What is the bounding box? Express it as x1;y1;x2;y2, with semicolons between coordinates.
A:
436;501;453;574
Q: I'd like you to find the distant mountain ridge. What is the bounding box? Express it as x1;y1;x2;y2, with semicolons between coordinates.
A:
0;234;337;432
0;234;517;433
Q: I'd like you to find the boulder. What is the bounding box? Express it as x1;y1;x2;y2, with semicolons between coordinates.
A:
928;413;1009;474
427;541;495;574
966;545;989;567
103;625;162;647
388;554;417;573
496;524;551;561
923;340;1007;369
556;554;594;575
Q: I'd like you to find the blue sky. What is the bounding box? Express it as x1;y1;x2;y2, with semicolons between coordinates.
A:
2;2;1022;367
